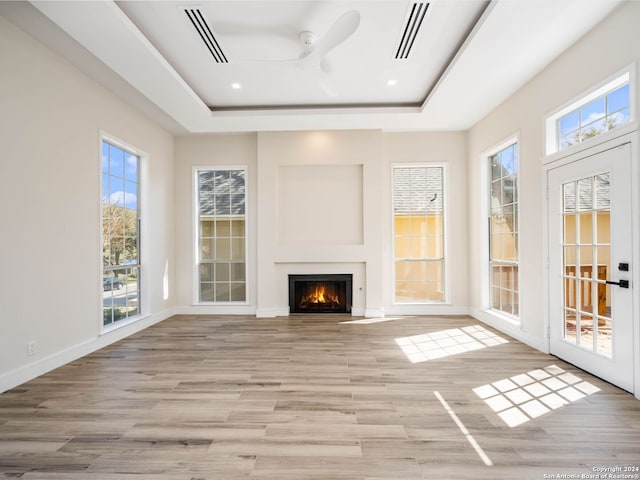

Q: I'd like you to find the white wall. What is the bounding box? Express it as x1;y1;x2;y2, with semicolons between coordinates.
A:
0;16;175;392
466;1;640;350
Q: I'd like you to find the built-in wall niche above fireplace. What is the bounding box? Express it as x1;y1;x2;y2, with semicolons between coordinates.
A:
289;274;352;314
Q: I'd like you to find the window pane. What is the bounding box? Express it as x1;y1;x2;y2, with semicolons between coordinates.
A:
230;170;246;193
216;283;230;302
231;263;246;282
607;84;629;114
581;97;605;124
395;236;411;259
200;263;214;282
595;173;610;210
231;238;245;260
200;283;215;302
109;145;124;177
201;220;214;237
559;110;579;136
215;262;230;282
216;219;231;237
214;171;231;193
230;283;246;302
609;107;630;129
581;117;606;140
595;212;610;244
231;219;245;237
215;194;231;215
563;182;576;212
215;238;231;260
125;153;138;182
577;178;593;210
201;238;214;260
124;180;137;210
231;194;245;215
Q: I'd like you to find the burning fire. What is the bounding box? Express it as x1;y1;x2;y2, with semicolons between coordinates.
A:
300;284;340;307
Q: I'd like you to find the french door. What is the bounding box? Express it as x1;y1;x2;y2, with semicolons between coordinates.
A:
548;143;633;392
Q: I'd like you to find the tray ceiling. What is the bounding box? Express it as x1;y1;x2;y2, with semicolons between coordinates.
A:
4;0;622;133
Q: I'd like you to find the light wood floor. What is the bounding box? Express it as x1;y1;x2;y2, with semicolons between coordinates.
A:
1;314;639;479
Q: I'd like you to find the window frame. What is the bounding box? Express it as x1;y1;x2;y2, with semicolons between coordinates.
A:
193;166;249;305
545;66;634;156
485;136;520;322
100;135;145;330
391;163;449;305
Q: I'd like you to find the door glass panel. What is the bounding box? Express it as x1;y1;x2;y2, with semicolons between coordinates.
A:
563;215;576;243
578;212;593;244
564;308;577;344
595;212;610;243
561;174;611;357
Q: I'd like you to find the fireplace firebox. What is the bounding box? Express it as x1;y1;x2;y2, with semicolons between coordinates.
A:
289;274;352;314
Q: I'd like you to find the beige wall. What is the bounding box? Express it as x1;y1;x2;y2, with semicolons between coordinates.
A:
0;16;175;391
466;0;640;348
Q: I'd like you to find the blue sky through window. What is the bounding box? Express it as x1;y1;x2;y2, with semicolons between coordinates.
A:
102;142;138;211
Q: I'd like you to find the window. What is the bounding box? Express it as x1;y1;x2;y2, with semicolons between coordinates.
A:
102;141;140;326
488;143;519;318
546;71;631;154
393;166;445;302
196;168;246;303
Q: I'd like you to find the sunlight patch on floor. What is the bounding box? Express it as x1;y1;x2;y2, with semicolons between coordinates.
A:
395;325;508;363
473;364;601;428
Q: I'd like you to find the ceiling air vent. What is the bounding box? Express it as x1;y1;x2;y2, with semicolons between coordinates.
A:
394;2;429;60
184;8;228;63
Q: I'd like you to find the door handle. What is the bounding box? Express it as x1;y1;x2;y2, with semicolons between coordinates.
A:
606;279;630;288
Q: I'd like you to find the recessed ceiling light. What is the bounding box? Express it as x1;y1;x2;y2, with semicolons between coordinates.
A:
231;82;242;90
387;79;397;86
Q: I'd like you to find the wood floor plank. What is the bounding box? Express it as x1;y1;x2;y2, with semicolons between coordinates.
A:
1;314;639;479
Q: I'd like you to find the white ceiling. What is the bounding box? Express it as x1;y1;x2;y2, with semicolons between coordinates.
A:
4;0;622;133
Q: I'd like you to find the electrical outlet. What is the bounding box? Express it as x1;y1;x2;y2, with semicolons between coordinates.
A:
27;341;36;356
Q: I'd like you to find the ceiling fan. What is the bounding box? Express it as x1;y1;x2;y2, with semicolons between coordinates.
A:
251;10;361;96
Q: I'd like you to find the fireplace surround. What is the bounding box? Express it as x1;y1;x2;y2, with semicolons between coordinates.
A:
289;274;352;314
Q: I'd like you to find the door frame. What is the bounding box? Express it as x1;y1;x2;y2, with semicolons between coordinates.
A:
542;129;640;399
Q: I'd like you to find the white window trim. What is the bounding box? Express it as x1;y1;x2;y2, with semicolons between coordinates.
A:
544;64;635;158
390;163;450;305
99;132;149;333
481;134;521;324
192;165;250;306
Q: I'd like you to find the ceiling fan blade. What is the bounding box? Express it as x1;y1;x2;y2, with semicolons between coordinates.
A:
308;10;360;60
317;69;339;97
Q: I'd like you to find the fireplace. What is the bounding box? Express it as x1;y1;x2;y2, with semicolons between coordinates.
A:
289;274;352;314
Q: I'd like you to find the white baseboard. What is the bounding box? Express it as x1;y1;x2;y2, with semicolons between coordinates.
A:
0;307;177;394
364;308;385;318
384;305;470;317
470;308;549;353
175;305;257;316
256;308;278;318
